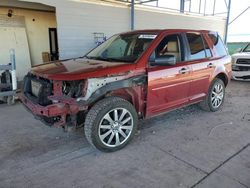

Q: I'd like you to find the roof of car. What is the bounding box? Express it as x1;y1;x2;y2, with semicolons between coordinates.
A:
121;29;212;35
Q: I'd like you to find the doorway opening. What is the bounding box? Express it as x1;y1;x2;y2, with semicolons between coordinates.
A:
49;28;59;61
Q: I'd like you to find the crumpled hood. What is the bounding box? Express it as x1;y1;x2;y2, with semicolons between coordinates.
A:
31;58;137;80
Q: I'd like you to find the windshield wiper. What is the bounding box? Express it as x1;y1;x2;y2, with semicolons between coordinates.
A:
78;55;90;59
102;58;135;63
89;57;121;62
80;56;134;63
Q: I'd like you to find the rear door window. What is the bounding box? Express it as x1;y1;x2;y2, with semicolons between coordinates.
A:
186;33;207;60
208;33;228;57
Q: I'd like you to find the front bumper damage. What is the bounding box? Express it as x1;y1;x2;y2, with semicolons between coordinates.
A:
20;72;146;127
20;94;87;127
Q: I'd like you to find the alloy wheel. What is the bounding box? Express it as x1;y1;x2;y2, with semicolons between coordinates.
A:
211;82;224;109
98;108;134;147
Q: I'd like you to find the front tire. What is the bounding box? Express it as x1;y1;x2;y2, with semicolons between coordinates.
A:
199;78;225;112
84;97;138;152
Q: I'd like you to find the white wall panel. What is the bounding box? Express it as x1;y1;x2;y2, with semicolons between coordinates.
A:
20;0;226;60
135;8;226;36
55;1;130;59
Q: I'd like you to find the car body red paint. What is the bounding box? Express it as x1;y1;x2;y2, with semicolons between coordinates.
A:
21;29;232;127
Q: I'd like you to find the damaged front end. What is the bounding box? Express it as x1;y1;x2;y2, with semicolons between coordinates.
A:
20;72;146;129
21;73;87;128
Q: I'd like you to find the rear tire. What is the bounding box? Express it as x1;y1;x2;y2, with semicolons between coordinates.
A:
199;78;225;112
84;97;138;152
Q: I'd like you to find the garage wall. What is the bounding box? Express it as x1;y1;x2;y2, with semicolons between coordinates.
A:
55;1;130;59
55;2;226;59
0;7;56;66
55;1;226;59
20;0;226;60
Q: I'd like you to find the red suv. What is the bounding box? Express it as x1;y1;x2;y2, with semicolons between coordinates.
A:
21;29;232;152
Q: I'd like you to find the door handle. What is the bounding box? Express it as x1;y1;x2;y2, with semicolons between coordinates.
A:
179;68;189;74
207;63;215;68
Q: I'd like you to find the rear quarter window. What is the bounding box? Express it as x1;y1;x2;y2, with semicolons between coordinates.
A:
208;33;228;57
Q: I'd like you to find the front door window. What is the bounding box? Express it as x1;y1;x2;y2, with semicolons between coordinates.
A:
155;34;182;63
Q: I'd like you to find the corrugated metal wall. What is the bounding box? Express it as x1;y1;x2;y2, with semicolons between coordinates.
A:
135;9;226;32
21;0;227;60
56;1;130;59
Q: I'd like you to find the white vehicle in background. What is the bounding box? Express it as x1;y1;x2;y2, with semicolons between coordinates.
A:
232;43;250;81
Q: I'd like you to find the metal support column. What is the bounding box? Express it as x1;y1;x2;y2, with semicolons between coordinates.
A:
131;0;135;30
180;0;185;13
203;0;206;15
199;0;201;14
189;0;192;12
224;0;231;44
212;0;216;15
10;49;17;91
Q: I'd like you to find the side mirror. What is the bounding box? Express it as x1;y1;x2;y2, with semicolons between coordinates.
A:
150;55;176;66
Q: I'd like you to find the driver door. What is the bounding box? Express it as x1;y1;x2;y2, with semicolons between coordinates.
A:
146;33;192;117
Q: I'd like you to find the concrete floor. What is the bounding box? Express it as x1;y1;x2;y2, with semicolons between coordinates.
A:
0;80;249;188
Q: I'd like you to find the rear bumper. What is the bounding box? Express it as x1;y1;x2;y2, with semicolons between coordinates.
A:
20;94;87;127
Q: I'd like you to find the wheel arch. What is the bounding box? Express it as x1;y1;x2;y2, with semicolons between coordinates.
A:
87;86;145;118
82;75;147;118
215;72;229;87
108;86;145;117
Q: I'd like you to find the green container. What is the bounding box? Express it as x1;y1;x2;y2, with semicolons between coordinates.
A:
227;42;249;55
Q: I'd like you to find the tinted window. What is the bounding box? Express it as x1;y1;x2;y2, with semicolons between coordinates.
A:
186;33;206;60
154;34;182;63
208;33;228;57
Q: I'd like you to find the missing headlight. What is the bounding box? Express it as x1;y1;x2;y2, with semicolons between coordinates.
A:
62;81;84;98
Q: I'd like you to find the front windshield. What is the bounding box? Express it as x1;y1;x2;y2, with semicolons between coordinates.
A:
243;43;250;52
86;33;157;63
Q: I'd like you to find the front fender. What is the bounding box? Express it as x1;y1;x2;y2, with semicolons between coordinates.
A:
77;74;146;106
